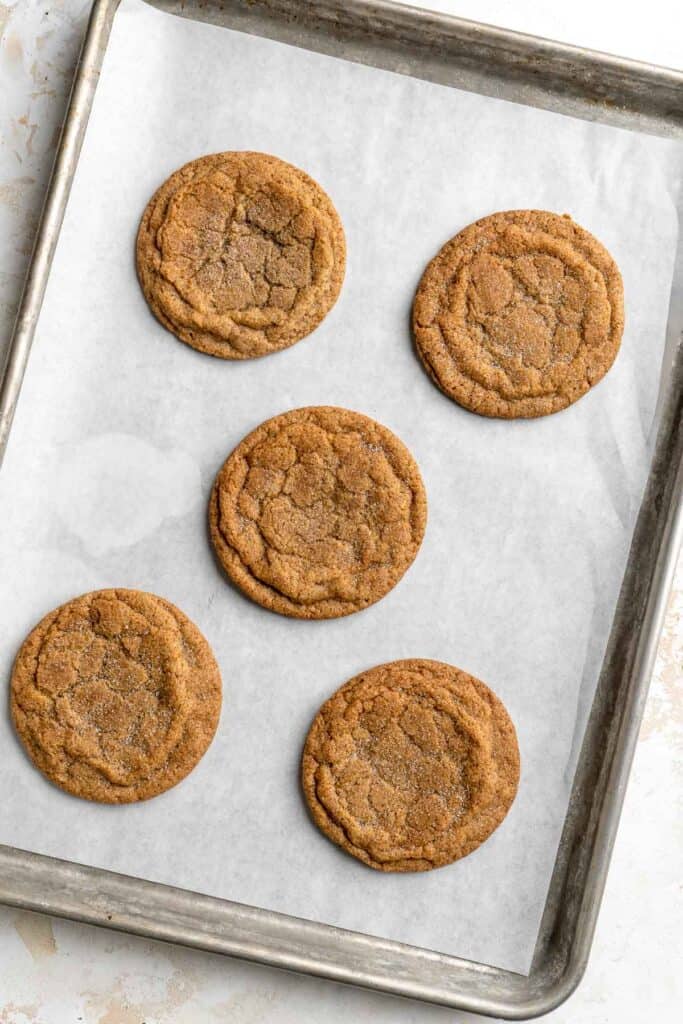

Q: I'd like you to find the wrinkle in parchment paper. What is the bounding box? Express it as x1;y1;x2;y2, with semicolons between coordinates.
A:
0;0;680;975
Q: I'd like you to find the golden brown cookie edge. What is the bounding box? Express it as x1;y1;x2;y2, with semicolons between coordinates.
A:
301;658;520;871
10;588;222;804
136;151;346;360
209;406;428;620
412;208;625;419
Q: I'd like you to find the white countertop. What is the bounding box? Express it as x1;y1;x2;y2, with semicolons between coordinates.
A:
1;2;681;1021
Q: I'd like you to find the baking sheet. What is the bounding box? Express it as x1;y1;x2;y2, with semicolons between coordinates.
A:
0;0;681;976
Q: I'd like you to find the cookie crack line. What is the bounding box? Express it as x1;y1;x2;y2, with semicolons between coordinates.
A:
136;151;346;360
209;406;428;620
412;209;624;419
18;595;170;786
10;589;222;804
301;659;520;872
311;777;435;872
218;446;420;582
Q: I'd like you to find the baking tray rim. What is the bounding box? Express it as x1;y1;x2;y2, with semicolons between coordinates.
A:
0;0;681;1018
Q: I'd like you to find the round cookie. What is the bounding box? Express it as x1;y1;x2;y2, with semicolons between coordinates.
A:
136;151;346;359
302;659;519;871
209;406;427;619
413;209;624;418
10;589;222;803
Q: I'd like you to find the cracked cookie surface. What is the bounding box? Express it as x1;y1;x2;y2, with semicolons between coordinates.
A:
136;151;346;359
10;589;222;803
209;407;427;619
302;659;520;871
413;209;624;418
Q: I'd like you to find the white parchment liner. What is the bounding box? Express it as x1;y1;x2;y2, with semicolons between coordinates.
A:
0;0;680;974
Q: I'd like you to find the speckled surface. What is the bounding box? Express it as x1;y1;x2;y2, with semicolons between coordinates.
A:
1;2;681;1021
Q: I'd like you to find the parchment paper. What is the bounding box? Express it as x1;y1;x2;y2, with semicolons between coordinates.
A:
0;0;680;975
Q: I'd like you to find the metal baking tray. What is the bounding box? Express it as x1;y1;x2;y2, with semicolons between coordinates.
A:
0;1;681;1017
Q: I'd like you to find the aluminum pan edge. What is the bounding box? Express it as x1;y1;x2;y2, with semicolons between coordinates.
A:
0;358;678;1018
1;343;678;1018
3;0;682;461
0;1;681;1017
0;0;117;463
161;0;683;135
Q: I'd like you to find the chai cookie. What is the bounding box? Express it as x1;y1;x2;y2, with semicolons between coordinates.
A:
302;659;519;871
136;151;346;359
10;589;222;803
209;407;427;619
413;209;624;418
